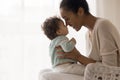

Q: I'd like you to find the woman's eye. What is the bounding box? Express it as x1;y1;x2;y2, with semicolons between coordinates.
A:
65;18;69;21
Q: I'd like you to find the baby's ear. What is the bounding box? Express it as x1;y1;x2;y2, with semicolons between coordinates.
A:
56;30;61;35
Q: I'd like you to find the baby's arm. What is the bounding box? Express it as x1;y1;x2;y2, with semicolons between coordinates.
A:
70;38;76;45
59;37;76;52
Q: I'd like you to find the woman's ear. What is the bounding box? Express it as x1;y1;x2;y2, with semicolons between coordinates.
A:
77;7;84;16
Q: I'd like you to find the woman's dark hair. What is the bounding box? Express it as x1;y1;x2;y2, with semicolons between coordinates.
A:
60;0;90;14
42;16;62;40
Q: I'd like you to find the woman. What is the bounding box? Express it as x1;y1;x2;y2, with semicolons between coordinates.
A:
59;0;120;79
40;0;120;80
59;0;120;66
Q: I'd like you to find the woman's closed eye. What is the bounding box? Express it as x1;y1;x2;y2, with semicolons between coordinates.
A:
65;18;70;22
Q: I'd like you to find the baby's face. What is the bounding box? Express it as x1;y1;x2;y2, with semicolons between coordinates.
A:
57;20;68;36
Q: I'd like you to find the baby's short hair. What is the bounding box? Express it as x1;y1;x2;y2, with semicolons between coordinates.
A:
42;16;62;40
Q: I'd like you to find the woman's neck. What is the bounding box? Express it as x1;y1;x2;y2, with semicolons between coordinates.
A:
83;14;97;31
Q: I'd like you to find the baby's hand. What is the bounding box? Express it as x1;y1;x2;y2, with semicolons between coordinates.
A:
70;38;76;44
56;46;64;54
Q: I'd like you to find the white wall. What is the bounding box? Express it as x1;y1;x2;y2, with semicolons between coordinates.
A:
0;0;96;80
96;0;120;31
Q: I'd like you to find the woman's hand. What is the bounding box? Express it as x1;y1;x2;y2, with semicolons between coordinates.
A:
56;46;80;61
56;46;96;65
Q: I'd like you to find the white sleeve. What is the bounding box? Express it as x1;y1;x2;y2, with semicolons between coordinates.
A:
97;20;119;66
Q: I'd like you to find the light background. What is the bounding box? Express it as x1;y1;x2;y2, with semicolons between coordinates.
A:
2;0;120;80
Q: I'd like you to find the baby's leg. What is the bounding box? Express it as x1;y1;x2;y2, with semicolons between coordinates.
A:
54;63;85;75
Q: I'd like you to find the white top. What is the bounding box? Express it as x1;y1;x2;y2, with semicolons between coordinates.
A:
86;18;120;66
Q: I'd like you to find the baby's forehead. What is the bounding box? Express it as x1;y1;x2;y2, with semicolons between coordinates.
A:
58;20;65;25
59;18;66;24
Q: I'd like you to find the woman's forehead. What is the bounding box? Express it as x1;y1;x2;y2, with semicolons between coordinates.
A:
60;8;72;18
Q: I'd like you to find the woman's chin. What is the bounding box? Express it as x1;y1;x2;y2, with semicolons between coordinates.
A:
71;26;81;31
74;27;81;31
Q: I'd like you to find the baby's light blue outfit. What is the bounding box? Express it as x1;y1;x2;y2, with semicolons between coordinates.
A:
49;35;85;75
49;35;77;68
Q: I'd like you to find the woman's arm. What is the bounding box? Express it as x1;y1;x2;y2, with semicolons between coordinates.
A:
69;48;96;65
57;46;96;65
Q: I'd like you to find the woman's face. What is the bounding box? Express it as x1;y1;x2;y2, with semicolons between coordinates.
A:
60;8;84;31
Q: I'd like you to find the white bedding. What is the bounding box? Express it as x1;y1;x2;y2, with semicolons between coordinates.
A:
39;69;84;80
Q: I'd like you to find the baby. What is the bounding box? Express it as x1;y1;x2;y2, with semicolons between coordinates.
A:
42;16;85;75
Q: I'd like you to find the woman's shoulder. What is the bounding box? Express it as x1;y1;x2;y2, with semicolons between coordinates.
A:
95;18;115;31
96;18;112;26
